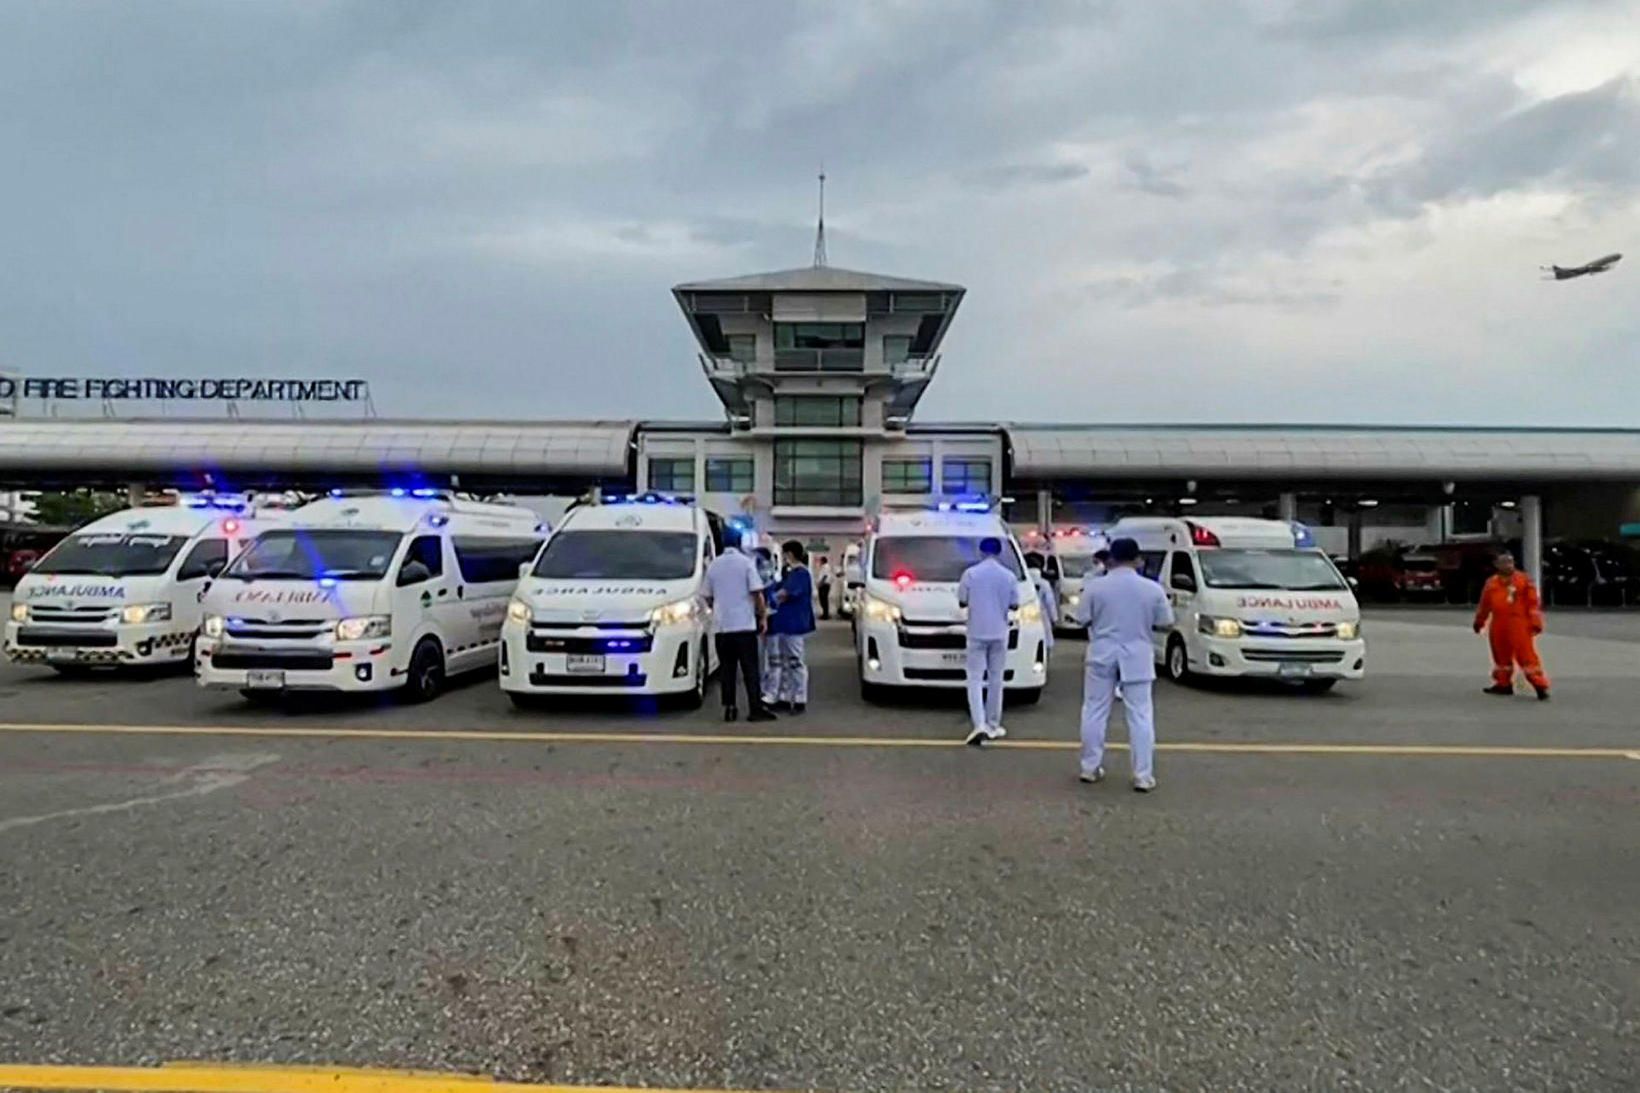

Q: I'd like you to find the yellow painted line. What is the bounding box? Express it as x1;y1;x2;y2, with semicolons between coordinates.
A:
0;721;1631;760
0;1061;761;1092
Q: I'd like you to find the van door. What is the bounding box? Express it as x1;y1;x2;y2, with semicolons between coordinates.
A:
175;538;230;628
395;534;466;670
1166;550;1199;660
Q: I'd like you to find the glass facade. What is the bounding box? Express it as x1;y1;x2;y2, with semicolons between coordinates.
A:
881;458;933;493
774;439;864;507
648;457;695;493
774;396;862;427
705;457;754;493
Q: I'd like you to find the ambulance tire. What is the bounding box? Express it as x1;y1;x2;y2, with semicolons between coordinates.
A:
1164;635;1193;685
1298;678;1337;695
508;692;547;711
401;638;446;704
675;641;708;711
50;664;95;679
1013;686;1043;706
860;678;893;704
239;689;281;706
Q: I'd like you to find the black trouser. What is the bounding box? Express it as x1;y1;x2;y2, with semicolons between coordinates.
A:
715;630;765;711
819;585;832;619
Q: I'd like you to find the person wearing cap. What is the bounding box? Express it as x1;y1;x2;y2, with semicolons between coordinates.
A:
1073;536;1174;792
957;536;1019;745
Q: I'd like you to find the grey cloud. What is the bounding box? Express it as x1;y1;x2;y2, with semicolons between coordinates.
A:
1084;267;1343;312
1122;154;1188;198
1370;77;1640;214
963;162;1090;191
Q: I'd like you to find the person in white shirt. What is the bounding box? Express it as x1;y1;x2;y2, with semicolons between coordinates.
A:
1028;562;1057;654
1073;536;1174;792
702;531;775;723
957;536;1019;746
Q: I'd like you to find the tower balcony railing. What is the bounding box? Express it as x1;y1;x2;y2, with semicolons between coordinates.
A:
774;347;865;372
701;350;936;377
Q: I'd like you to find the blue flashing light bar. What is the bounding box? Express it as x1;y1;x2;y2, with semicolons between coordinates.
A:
934;495;994;514
411;488;440;499
618;491;691;506
1291;521;1317;548
389;488;407;498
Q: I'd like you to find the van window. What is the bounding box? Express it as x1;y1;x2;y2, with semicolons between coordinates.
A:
177;538;229;580
452;537;541;583
1138;551;1166;581
533;531;697;580
872;536;1025;582
404;535;444;579
225;530;402;580
1168;551;1198;590
34;533;190;577
1198;549;1347;591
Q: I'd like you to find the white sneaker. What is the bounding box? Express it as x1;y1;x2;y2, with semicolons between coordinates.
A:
965;726;990;746
1132;776;1157;793
986;723;1007;740
1079;767;1105;785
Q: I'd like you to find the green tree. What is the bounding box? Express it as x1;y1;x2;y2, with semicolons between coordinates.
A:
29;490;125;528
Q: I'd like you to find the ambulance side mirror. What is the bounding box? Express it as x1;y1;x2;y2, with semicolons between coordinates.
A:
1347;576;1360;590
1171;571;1196;593
518;561;531;579
397;560;432;587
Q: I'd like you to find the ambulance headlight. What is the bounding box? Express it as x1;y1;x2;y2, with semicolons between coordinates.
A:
506;598;532;625
1065;593;1080;607
1016;601;1043;625
1336;620;1359;641
202;614;225;638
863;595;901;623
1198;615;1242;639
9;602;28;623
334;615;391;641
649;598;697;627
121;603;172;625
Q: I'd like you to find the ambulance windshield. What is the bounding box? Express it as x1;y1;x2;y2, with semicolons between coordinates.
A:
873;536;1025;582
1057;553;1096;577
33;534;190;577
224;530;403;580
533;531;697;580
1199;549;1347;591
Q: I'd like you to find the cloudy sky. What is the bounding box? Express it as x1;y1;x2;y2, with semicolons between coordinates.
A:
2;0;1638;426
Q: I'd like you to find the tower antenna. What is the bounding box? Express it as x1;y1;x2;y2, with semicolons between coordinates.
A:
812;169;828;268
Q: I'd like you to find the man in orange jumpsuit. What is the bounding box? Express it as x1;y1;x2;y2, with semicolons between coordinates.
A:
1473;551;1550;700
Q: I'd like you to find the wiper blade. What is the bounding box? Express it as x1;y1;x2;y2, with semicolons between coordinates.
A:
1289;584;1347;591
319;569;381;580
240;570;312;580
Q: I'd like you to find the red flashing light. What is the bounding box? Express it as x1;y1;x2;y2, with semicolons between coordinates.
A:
221;518;241;535
1187;521;1220;547
892;570;914;590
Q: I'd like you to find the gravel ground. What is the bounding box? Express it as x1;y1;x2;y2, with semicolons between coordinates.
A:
0;613;1636;1091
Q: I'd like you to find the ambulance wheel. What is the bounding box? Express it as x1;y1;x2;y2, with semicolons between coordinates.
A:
1013;686;1043;706
51;664;94;678
508;692;547;711
1164;636;1193;685
1298;678;1337;694
239;689;282;706
402;639;445;704
676;642;707;711
860;679;892;704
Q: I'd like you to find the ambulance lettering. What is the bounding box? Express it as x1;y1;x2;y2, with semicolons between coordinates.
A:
232;589;333;605
28;584;127;600
1236;596;1343;611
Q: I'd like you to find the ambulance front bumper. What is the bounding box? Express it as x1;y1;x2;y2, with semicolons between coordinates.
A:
196;636;399;692
1194;636;1367;680
499;620;701;696
859;618;1048;690
4;619;195;667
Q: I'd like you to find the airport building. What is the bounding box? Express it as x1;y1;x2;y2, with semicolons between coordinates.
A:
4;254;1640;589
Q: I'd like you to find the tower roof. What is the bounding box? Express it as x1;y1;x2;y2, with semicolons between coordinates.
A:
672;265;964;295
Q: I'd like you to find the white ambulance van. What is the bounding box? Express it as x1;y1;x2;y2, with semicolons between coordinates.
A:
854;502;1049;703
1103;516;1365;692
838;541;864;620
500;494;723;708
5;495;284;674
1044;526;1108;632
196;490;543;702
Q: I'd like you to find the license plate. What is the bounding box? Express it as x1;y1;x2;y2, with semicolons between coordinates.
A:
1277;662;1312;678
940;652;967;666
566;654;606;674
46;649;78;664
245;669;285;689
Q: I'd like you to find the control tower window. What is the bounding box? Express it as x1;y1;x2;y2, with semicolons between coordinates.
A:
775;323;864;372
774;396;861;428
942;457;992;496
775;440;863;507
648;457;695;493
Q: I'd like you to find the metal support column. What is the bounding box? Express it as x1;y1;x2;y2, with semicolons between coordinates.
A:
1347;507;1363;560
1036;489;1052;536
1278;492;1297;522
126;482;146;508
1521;494;1543;590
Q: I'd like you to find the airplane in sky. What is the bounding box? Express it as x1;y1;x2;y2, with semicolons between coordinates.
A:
1543;253;1622;280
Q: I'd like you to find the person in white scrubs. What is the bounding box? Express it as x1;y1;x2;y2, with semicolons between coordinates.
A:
957;536;1019;746
1073;536;1174;792
1028;562;1057;654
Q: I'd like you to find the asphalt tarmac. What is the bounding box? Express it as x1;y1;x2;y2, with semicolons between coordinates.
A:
0;606;1636;1091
